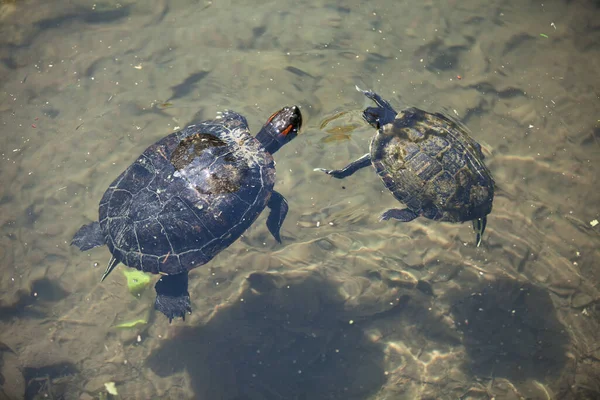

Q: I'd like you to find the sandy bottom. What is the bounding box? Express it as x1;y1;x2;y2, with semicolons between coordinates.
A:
1;0;599;399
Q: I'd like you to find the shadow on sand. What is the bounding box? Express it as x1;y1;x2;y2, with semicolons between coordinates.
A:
449;277;570;382
147;267;397;400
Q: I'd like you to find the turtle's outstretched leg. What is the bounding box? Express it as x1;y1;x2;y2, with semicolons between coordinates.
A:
314;153;371;179
71;221;105;251
380;208;419;222
266;191;288;243
154;272;192;322
472;217;487;247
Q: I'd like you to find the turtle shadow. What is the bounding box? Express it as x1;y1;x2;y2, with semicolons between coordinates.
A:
447;277;570;382
146;269;392;400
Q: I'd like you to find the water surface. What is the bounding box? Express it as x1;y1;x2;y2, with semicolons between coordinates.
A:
1;0;599;399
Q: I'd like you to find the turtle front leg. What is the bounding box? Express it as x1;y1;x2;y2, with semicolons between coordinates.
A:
266;190;288;243
380;208;419;222
154;272;192;322
314;153;371;179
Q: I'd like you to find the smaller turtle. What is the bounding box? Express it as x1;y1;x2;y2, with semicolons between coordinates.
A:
315;87;494;246
72;106;302;321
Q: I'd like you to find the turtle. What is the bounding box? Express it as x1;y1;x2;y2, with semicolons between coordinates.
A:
315;87;494;246
71;106;302;321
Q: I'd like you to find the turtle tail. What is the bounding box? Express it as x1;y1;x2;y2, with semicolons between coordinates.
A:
473;217;487;247
100;257;120;282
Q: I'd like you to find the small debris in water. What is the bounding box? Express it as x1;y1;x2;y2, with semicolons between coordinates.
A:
114;319;147;329
104;382;118;396
590;219;599;227
540;33;549;38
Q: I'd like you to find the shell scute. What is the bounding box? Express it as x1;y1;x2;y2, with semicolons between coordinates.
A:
372;105;494;224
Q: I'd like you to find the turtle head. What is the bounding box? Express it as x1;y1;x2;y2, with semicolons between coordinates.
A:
256;106;302;154
356;86;398;129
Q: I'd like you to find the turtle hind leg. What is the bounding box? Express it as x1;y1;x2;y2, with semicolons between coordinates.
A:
154;272;192;322
266;191;288;243
472;217;487;247
71;221;105;251
380;208;419;222
314;153;371;179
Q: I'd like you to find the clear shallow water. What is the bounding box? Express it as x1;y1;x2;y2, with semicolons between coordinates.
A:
1;0;599;399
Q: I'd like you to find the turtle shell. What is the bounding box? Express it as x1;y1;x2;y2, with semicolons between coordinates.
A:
98;111;275;276
370;107;494;222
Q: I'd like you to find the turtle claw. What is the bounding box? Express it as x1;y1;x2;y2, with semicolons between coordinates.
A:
379;212;391;222
315;154;371;179
314;167;340;178
154;272;192;322
313;167;351;179
154;293;192;322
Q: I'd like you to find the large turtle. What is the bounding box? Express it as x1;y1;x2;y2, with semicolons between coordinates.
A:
72;106;302;321
316;87;494;246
